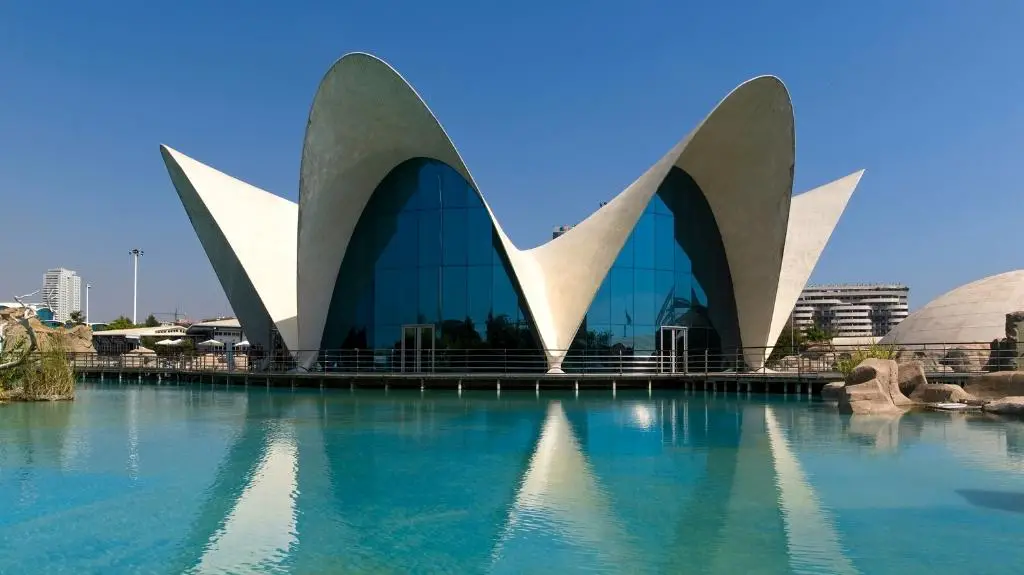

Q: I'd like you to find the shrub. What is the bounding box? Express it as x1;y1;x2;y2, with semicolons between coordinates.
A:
22;338;75;398
1;335;75;399
834;344;898;378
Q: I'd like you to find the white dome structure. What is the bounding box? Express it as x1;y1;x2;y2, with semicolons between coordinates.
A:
880;270;1024;345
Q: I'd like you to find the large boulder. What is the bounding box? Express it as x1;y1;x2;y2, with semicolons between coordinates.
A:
821;381;845;400
839;358;913;414
964;372;1024;399
897;361;928;396
895;350;942;372
909;383;974;404
941;345;990;373
982;397;1024;416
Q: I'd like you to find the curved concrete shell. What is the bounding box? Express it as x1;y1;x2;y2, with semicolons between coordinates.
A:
880;270;1024;345
160;146;298;354
296;53;532;363
766;171;863;357
162;51;863;372
530;76;796;370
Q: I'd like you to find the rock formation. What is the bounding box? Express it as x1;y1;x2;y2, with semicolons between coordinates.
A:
838;358;914;414
896;361;927;396
981;397;1024;415
940;345;990;373
984;311;1024;372
964;372;1024;399
909;383;974;403
821;381;845;400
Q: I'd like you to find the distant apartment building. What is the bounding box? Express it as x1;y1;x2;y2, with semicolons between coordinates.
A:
41;267;82;323
790;283;909;338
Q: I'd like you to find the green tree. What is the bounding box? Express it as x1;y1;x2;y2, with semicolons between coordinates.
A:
144;314;160;327
768;324;806;365
804;325;832;343
106;316;135;330
68;310;85;325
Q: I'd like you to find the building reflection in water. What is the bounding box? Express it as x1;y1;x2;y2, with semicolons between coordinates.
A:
11;387;1024;573
491;401;633;573
766;406;857;574
190;421;298;574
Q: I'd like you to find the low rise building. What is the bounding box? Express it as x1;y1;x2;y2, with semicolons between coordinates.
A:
186;318;245;347
91;325;188;354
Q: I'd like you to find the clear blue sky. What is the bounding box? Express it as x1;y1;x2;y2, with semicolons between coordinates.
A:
2;1;1022;322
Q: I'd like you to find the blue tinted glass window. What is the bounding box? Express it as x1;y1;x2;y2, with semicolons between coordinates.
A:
617;231;634;268
320;158;540;360
610;267;633;327
376;268;413;326
417;164;441;211
466;209;494;266
633;214;654;269
634;268;656;327
673;241;692;274
492;262;519;322
441;266;468;322
654;214;673;271
655;270;674;325
442;208;468;266
373;324;399;349
589;278;611;325
418;209;441;268
569;166;739;370
441;168;469;208
418;261;440;325
467;266;492;331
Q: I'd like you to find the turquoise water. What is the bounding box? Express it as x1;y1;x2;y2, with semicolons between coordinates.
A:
2;384;1023;574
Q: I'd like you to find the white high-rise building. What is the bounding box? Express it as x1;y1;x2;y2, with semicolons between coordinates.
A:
42;268;82;323
790;283;909;338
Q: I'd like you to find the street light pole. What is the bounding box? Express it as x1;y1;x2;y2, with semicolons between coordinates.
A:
129;249;144;324
86;283;91;324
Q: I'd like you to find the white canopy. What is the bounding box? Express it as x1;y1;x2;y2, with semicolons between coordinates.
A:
234;340;251;348
155;338;184;346
197;339;225;348
127;346;156;355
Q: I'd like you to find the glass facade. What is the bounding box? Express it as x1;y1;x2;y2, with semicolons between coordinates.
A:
321;158;540;366
567;167;740;370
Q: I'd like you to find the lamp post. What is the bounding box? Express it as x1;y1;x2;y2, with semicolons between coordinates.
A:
86;283;91;324
129;249;144;324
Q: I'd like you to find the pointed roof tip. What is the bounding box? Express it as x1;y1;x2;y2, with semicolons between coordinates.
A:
158;144;178;166
318;52;398;85
734;74;790;97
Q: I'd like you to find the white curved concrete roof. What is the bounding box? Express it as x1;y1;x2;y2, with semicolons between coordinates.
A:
880;270;1024;345
160;147;299;353
530;76;796;370
161;52;863;372
766;171;863;356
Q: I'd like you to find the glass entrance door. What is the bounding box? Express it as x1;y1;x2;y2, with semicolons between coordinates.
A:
400;324;435;373
658;326;688;374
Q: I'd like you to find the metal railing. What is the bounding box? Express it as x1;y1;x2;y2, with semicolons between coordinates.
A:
60;341;1014;377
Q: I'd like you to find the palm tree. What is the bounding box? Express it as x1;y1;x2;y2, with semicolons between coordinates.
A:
68;310;85;325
